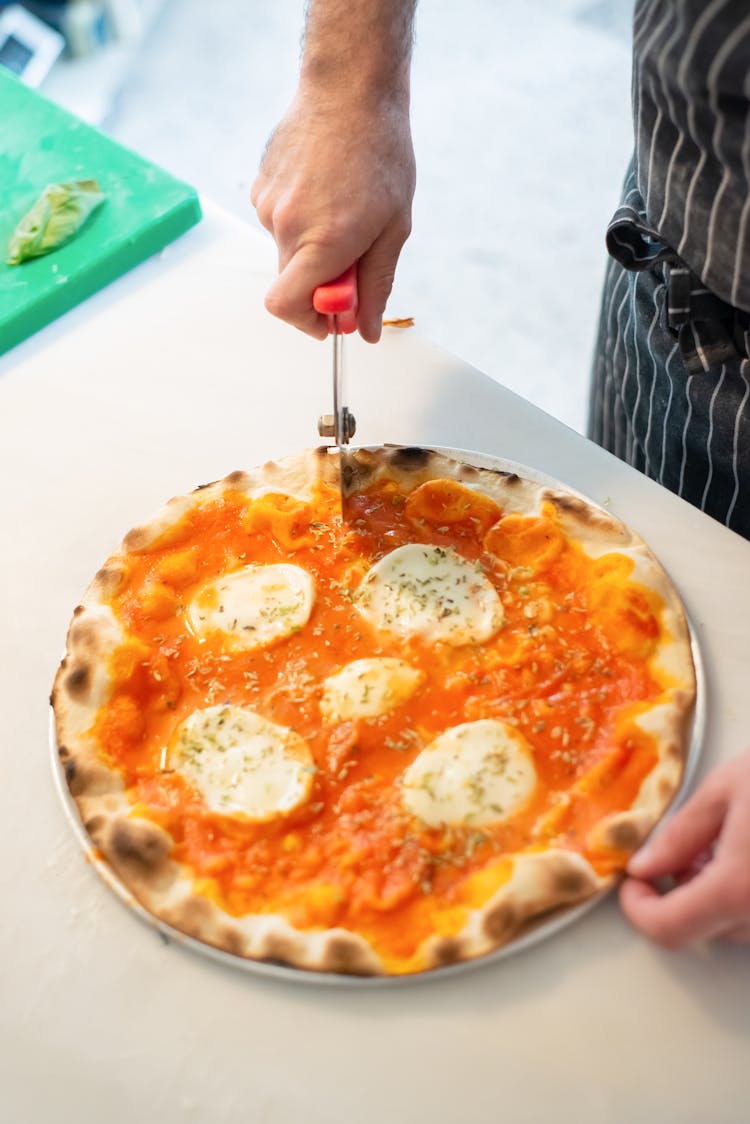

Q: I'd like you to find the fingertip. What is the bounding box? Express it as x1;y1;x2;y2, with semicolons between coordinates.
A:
619;874;654;916
618;878;680;949
626;844;654;878
359;318;383;344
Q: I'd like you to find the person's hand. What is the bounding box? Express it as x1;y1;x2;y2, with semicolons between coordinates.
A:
251;89;415;343
620;749;750;947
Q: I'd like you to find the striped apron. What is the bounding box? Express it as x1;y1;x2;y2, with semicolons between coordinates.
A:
588;0;750;539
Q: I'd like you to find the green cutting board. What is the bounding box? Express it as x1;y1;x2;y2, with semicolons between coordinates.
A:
0;67;201;356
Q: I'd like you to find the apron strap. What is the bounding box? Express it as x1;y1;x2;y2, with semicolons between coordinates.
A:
606;163;750;375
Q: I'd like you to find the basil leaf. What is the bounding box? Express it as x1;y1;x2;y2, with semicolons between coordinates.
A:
7;179;105;265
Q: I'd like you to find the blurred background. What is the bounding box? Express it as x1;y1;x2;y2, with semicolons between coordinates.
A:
1;0;635;432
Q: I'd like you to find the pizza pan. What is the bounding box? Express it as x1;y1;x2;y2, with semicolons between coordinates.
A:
49;446;706;987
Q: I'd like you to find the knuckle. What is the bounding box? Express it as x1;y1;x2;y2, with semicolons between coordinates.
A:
263;292;324;340
270;200;296;240
249;175;261;207
255;209;274;235
252;191;274;232
394;214;412;242
264;289;293;322
266;198;309;247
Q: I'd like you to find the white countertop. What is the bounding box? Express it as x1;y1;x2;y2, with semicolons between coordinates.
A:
2;203;749;1124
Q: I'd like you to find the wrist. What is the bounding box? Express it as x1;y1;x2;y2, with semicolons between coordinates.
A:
299;0;415;103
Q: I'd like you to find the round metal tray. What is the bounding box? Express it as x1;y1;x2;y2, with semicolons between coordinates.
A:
49;447;707;986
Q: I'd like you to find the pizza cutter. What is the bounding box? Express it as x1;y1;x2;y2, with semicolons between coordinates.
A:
314;265;359;518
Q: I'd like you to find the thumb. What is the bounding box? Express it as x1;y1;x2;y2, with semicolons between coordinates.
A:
627;782;726;880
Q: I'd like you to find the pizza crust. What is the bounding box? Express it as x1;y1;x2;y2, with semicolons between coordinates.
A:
76;796;608;976
52;446;697;977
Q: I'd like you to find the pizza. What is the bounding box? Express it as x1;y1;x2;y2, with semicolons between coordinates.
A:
52;446;696;977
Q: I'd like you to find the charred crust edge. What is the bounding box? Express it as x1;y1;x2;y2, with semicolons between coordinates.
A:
93;564;126;597
551;866;590;897
483;902;518;943
109;819;172;874
386;446;433;470
215;926;247;958
122;525;150;552
64;664;90;700
603;818;645;853
547;491;588;516
428;937;465;968
223;469;251;489
322;934;380;976
84;814;107;837
260;932;302;967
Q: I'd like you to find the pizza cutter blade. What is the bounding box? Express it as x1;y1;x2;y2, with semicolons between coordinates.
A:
314;265;359;519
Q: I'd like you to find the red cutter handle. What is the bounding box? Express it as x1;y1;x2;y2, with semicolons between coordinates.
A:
313;265;359;334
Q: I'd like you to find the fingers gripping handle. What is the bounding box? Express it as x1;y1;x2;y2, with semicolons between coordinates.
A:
313;265;359;334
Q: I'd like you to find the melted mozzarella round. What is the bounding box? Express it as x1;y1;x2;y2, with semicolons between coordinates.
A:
400;719;537;827
174;705;315;820
187;563;314;649
320;658;424;722
354;544;504;646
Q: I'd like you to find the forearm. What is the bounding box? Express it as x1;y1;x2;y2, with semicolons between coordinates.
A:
300;0;416;102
